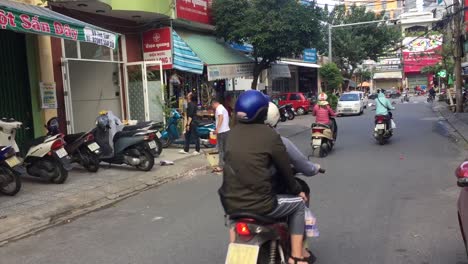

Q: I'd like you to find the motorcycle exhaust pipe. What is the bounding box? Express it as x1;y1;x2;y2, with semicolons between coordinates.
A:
124;156;141;166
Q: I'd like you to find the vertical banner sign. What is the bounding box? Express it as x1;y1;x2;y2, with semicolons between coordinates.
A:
143;27;173;70
40;82;57;109
176;0;213;25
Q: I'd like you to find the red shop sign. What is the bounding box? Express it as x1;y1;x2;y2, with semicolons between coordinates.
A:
143;27;173;69
176;0;213;25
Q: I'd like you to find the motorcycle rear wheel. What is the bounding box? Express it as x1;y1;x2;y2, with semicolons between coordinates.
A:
287;111;295;120
83;154;100;173
280;115;287;122
160;137;173;148
50;163;68;184
319;143;329;157
0;167;21;196
136;150;155;171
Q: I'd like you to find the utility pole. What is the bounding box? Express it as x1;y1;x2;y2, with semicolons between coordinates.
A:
328;24;332;62
453;0;463;112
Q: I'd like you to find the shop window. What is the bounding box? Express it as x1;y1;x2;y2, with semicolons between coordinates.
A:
64;39;78;58
80;41;111;61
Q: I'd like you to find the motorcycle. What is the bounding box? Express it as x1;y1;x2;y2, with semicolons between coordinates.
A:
46;117;102;172
225;168;326;264
278;104;295;122
427;94;435;103
311;118;336;158
0;146;23;196
0;118;72;184
121;120;163;156
93;111;158;171
374;115;393;145
159;109;216;148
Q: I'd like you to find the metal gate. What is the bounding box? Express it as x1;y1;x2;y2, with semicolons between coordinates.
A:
0;30;34;152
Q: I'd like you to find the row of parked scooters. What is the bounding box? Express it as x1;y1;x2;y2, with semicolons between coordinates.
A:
0;111;171;196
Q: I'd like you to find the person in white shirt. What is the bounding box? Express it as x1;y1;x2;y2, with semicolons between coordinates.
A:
211;98;230;172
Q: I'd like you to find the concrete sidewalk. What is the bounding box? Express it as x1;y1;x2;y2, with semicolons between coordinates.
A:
433;100;468;150
0;148;210;245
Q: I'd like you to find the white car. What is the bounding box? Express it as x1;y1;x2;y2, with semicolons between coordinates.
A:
337;93;364;115
348;91;368;109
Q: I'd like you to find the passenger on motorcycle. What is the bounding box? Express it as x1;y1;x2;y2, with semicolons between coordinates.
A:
219;90;310;264
375;89;395;128
312;93;337;137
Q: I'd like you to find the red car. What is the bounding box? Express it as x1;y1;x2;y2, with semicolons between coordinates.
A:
275;92;312;115
456;161;468;256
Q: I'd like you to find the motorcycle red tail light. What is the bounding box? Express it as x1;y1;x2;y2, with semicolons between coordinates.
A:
85;133;94;142
375;116;385;122
312;128;323;133
51;139;64;150
144;133;156;141
236;222;251;236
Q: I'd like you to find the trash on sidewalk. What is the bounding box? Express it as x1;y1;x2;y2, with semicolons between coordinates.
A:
160;160;174;166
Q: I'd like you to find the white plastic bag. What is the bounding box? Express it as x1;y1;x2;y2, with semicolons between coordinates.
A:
391;119;396;129
305;207;319;237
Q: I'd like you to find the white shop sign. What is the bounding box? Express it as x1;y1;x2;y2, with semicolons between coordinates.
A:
207;64;254;81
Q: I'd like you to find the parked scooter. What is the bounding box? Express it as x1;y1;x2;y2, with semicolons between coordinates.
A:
92;111;157;171
374;115;393;145
278;104;294;122
0;146;23;196
159;109;216;148
0;118;72;184
121;120;163;156
46;117;102;172
225;169;326;264
311;118;336;157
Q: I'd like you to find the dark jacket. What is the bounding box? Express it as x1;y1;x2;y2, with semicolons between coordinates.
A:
218;123;301;215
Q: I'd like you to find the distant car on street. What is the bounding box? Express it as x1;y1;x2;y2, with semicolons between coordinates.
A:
274;92;312;115
336;92;364;116
368;93;378;100
348;91;368;109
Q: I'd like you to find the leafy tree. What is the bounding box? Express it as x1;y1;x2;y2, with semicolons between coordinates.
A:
212;0;322;89
327;5;401;78
320;62;343;92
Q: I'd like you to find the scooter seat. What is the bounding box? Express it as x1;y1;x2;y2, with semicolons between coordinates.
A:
229;212;277;224
113;130;146;142
311;123;330;129
198;120;214;126
122;121;154;131
64;132;85;143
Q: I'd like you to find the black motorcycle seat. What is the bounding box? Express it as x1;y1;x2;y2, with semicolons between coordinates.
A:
113;130;146;142
229;213;277;224
64;132;85;143
198;120;214;126
122;121;153;131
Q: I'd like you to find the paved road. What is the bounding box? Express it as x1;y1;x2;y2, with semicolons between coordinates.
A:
1;100;467;264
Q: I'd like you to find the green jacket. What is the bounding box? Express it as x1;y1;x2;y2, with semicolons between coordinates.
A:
219;123;301;215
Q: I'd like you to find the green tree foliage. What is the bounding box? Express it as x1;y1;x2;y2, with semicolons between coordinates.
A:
327;5;401;78
320;63;343;92
212;0;322;89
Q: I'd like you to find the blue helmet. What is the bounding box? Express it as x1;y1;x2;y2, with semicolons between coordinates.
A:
235;90;269;123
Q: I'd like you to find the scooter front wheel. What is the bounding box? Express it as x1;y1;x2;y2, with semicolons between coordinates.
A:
136;150;155;171
160;137;173;148
0;167;21;196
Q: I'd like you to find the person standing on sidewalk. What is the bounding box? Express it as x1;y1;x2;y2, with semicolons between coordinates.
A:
180;92;201;155
211;98;230;172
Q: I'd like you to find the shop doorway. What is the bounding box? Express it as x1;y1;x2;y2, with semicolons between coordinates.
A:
0;30;35;152
124;61;165;123
62;60;122;133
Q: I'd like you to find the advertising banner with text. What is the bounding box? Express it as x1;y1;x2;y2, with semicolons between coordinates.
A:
143;27;173;70
176;0;213;25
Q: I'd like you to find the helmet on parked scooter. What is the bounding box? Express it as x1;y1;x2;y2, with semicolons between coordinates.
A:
96;114;110;130
235;90;269;123
265;102;280;127
46;117;60;135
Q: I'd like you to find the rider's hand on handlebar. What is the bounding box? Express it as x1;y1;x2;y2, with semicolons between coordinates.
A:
299;192;308;202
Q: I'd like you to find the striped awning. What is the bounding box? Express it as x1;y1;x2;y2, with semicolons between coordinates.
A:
172;30;204;74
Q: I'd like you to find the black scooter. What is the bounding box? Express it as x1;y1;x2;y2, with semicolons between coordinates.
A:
46;118;102;172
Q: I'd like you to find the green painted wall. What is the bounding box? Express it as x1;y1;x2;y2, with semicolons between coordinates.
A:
25;35;44;138
101;0;173;16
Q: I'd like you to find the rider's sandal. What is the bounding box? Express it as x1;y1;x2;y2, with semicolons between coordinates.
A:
304;249;317;264
289;256;309;264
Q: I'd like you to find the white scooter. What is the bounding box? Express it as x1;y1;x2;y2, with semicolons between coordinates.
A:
0;118;72;184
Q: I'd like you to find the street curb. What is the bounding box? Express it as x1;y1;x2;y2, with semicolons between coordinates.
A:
0;155;209;246
432;103;468;151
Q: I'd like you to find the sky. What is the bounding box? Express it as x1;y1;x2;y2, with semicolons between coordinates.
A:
315;0;340;9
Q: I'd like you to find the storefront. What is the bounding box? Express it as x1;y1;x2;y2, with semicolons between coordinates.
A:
0;0;118;147
273;60;320;96
373;71;403;90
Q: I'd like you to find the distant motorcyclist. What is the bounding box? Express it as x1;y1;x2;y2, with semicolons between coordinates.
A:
219;90;311;264
429;86;436;100
375;89;395;128
312;93;337;137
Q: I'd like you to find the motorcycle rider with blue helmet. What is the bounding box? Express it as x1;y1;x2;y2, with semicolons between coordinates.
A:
219;90;310;264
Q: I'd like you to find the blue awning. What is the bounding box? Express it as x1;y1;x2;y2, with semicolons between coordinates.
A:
172;30;204;74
